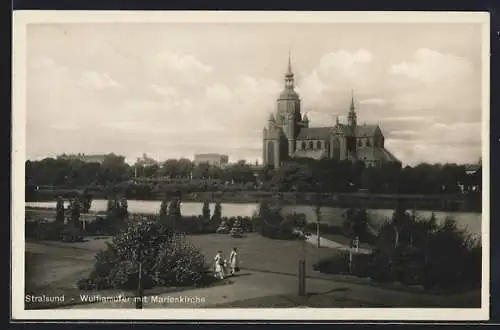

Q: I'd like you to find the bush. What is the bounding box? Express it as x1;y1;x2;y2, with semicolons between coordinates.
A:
85;216;123;236
254;201;305;240
78;218;212;291
372;213;481;290
314;251;373;277
314;211;481;292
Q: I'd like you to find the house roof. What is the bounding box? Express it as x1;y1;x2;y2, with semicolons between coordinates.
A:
296;127;333;140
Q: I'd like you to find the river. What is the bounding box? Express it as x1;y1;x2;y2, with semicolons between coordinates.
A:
26;199;482;236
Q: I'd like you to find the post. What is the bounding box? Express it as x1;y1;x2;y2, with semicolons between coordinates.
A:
298;259;306;296
316;220;320;248
136;261;143;309
348;246;353;274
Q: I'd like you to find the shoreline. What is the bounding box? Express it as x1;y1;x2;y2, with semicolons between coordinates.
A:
27;190;482;213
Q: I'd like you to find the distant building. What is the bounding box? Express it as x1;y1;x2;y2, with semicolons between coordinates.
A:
58;153;107;164
194;153;229;167
262;54;401;168
465;164;481;176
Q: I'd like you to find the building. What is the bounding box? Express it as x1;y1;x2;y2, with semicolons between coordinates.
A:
262;55;400;168
58;153;108;164
193;153;229;167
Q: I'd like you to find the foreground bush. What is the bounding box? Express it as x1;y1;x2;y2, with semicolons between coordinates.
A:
313;211;481;292
77;218;212;291
26;220;84;242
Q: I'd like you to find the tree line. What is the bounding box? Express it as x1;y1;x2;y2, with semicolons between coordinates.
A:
25;154;481;197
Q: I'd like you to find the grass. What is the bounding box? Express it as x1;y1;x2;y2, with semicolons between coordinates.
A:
24;232;481;309
187;233;335;277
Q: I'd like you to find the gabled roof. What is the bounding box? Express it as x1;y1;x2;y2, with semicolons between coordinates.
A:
296;127;333;140
356;147;400;163
355;124;380;137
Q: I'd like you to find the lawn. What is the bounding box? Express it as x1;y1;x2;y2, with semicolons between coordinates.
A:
24;233;482;309
187;233;336;277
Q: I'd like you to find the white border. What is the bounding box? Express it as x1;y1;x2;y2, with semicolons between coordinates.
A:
11;10;491;321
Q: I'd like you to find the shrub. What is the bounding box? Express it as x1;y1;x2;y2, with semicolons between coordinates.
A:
82;194;93;213
372;213;481;290
202;201;211;221
313;251;373;277
78;218;212;291
85;216;123;236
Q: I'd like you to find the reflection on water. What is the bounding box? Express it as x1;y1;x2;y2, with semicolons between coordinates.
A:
26;199;482;235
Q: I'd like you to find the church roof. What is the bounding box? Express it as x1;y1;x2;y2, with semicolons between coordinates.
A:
356;147;400;163
296;127;333;140
355;124;379;137
293;149;328;160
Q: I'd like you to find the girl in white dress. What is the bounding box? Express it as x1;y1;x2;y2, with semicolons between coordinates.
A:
229;248;239;276
214;251;226;279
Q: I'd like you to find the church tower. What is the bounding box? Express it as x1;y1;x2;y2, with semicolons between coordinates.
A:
347;90;357;128
276;52;301;156
346;90;358;160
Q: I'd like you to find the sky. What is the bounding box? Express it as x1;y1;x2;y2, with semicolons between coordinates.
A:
25;21;484;166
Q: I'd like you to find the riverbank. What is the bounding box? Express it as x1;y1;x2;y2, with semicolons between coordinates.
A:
25;198;483;236
28;189;481;212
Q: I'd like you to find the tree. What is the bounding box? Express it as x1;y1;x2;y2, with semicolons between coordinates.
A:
211;201;222;227
120;197;129;220
202;201;211;222
82;192;93;213
77;218;211;291
70;197;81;228
56;196;65;223
159;196;169;218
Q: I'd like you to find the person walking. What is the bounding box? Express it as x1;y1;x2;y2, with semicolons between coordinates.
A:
214;251;226;280
229;247;240;276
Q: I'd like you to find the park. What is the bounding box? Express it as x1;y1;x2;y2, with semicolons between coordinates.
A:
25;192;482;309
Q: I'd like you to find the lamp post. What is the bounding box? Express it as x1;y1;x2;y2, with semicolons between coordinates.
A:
297;214;308;297
133;249;144;309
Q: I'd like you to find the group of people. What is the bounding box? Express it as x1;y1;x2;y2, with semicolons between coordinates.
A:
213;248;240;280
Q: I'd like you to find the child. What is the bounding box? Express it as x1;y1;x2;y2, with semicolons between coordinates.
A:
229;247;240;276
214;251;226;279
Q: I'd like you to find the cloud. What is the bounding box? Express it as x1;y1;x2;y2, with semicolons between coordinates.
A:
389;48;480;115
297;49;376;111
151;52;213;75
50;123;80;131
149;84;179;96
79;70;119;90
383;116;434;123
390;48;474;84
359;98;388;106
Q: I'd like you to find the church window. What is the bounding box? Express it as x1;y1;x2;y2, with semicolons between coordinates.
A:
309;141;314;149
366;139;371;147
373;140;378;147
358;139;362;147
316;141;321;149
302;141;306;149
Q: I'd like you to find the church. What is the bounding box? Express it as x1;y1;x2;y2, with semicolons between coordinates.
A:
262;55;401;168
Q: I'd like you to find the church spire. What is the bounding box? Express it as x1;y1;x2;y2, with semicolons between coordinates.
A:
287;50;293;75
349;89;355;113
348;89;357;127
284;51;294;89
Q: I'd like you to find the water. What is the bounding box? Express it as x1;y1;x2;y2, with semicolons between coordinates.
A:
26;199;482;236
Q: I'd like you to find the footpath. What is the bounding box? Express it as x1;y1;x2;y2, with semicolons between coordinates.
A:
305;234;371;254
60;268;480;309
